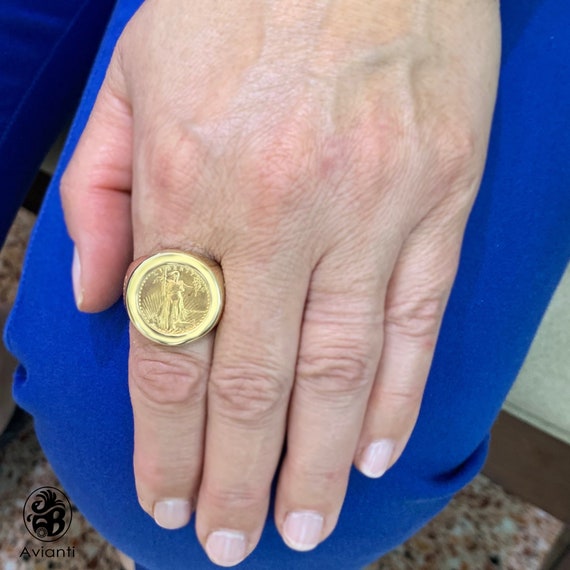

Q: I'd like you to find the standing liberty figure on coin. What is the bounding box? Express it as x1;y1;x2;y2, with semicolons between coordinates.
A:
137;260;212;338
126;251;222;346
157;269;190;332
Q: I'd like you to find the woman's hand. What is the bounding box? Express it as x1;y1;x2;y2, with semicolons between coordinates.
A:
61;0;501;565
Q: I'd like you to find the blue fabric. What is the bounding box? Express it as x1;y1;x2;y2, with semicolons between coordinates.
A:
3;0;570;568
0;0;116;247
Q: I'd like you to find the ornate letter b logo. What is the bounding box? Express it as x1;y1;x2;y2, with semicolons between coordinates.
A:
23;487;72;542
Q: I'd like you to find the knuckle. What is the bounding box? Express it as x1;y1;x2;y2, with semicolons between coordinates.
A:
432;119;479;184
201;483;266;512
245;126;314;217
376;382;424;410
345;117;412;207
289;456;349;488
131;354;205;406
145;127;203;196
385;293;445;343
210;366;286;425
298;347;374;398
355;117;405;178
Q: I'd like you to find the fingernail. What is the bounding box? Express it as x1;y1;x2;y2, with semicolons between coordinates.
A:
153;499;191;529
360;439;395;478
283;511;323;551
72;247;83;309
205;529;247;567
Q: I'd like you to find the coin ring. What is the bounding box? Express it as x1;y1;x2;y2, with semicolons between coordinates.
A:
124;251;224;346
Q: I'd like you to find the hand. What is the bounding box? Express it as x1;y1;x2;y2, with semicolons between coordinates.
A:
61;0;501;565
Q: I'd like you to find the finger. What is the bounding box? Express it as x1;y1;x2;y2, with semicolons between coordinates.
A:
129;329;212;529
60;57;133;313
355;204;466;478
127;127;217;530
273;242;397;552
195;254;310;567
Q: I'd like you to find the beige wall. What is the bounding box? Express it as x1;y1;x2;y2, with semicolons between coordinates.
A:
504;264;570;444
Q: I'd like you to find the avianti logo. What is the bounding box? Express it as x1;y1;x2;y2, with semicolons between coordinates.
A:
22;486;73;542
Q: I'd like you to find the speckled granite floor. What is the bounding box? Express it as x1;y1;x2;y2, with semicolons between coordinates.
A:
0;210;565;569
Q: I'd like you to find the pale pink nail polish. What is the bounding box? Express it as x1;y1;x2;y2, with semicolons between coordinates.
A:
283;511;323;551
205;529;247;567
360;439;395;478
153;499;191;529
72;247;83;309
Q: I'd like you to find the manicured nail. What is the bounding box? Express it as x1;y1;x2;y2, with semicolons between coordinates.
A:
72;247;83;309
360;439;395;478
283;511;323;551
153;499;191;529
205;529;247;567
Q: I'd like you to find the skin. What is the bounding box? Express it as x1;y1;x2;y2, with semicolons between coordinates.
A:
61;0;501;566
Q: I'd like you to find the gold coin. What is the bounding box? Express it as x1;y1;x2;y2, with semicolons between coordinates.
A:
124;251;224;346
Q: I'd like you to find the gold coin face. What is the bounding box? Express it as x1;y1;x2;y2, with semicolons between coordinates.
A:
125;251;224;345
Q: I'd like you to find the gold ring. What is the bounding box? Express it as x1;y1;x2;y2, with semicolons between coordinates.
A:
124;250;224;346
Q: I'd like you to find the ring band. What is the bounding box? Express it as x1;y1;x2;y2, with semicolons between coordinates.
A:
124;251;224;346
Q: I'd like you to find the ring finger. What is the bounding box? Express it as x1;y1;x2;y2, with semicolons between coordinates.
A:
129;327;212;529
128;128;219;530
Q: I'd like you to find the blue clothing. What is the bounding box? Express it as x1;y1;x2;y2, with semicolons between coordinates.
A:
0;0;116;246
2;0;570;569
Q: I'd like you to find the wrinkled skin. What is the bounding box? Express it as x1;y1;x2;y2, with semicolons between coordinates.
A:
61;0;501;565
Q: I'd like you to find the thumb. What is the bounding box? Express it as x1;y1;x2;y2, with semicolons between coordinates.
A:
61;59;133;313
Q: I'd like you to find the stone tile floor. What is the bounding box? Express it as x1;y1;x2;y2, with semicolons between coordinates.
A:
0;210;565;569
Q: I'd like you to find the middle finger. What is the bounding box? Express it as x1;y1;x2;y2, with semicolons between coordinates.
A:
195;253;311;567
